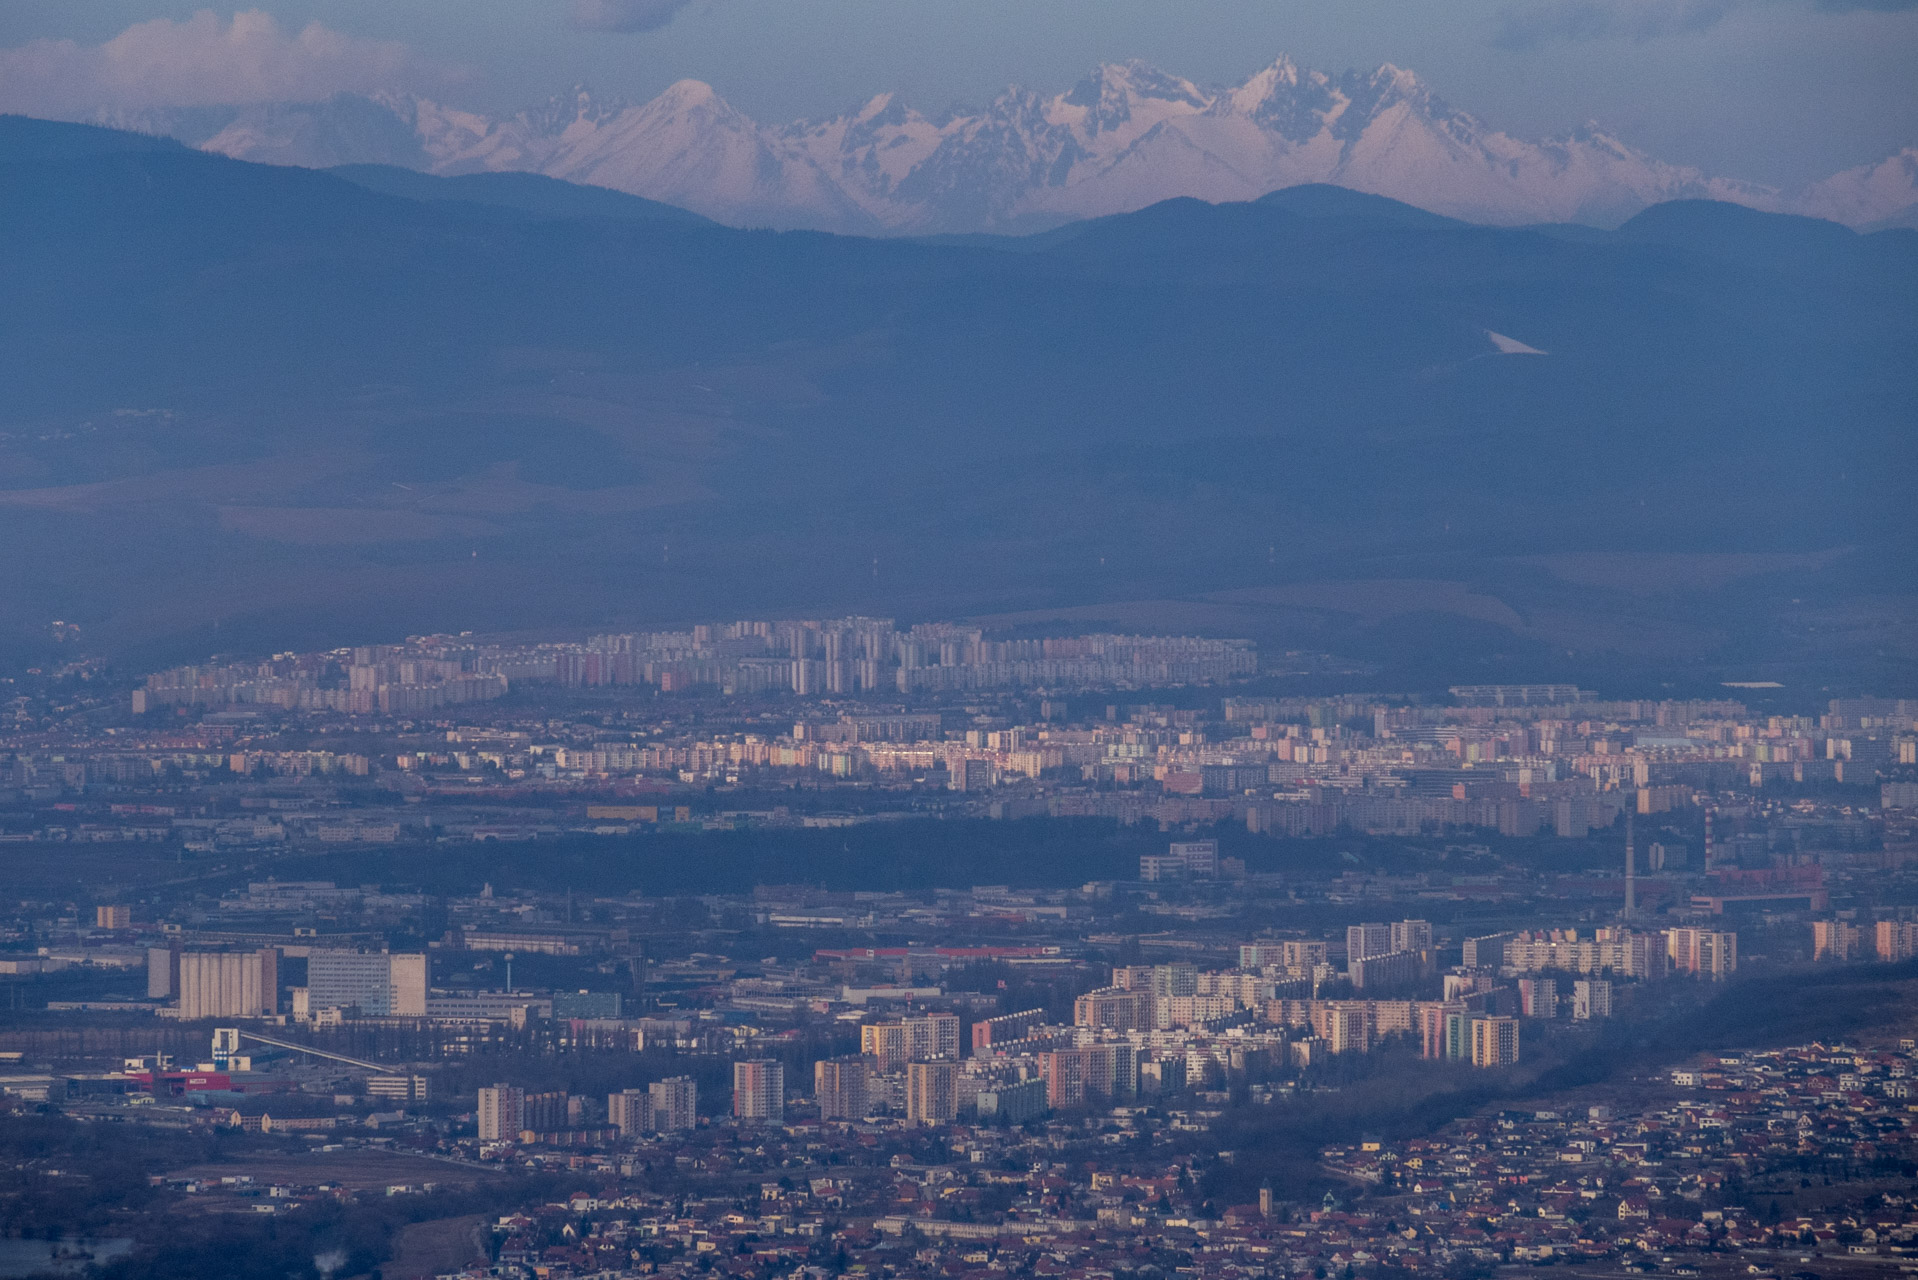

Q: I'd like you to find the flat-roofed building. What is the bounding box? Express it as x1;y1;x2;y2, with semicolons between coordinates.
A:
906;1060;958;1125
1813;920;1865;962
1666;927;1737;980
733;1060;784;1123
1572;980;1613;1020
477;1084;524;1142
971;1008;1046;1052
1073;986;1155;1032
1471;1016;1520;1067
1169;840;1219;877
1876;921;1918;962
609;1088;651;1136
649;1075;697;1131
1038;1043;1137;1108
860;1012;959;1071
975;1077;1047;1124
1391;920;1434;952
814;1057;870;1120
147;946;180;999
1239;942;1286;970
1346;923;1393;970
305;950;427;1018
1349;950;1423;990
178;948;278;1020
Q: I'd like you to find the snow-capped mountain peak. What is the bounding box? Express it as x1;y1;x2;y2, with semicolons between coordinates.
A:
112;54;1918;235
1220;54;1302;109
1798;147;1918;230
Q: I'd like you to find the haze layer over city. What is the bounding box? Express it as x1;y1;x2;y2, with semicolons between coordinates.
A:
0;3;1913;1280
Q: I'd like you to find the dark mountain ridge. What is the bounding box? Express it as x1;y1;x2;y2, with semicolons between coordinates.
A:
0;115;1910;689
326;163;716;226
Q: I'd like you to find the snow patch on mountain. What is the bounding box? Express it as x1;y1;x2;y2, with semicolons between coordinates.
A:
1487;330;1548;355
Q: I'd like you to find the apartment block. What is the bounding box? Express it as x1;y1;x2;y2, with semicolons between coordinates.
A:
1239;942;1286;970
906;1060;959;1125
1325;1004;1370;1054
1073;986;1156;1033
1418;1002;1464;1059
649;1075;698;1131
1504;929;1668;979
1812;920;1865;962
609;1088;651;1137
477;1084;524;1142
860;1012;960;1071
1471;1016;1521;1067
1390;920;1434;953
971;1008;1047;1052
905;1011;961;1061
521;1091;575;1133
1148;962;1198;998
1444;1011;1474;1061
1666;928;1738;980
1349;950;1424;990
1877;921;1918;962
975;1078;1047;1124
1346;923;1395;965
1462;932;1516;969
1039;1043;1137;1108
1283;940;1329;970
733;1060;784;1123
813;1057;870;1120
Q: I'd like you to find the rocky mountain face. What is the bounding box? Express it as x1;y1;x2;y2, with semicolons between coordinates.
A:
107;57;1917;233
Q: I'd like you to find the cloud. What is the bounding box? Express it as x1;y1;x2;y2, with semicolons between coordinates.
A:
0;10;428;115
1492;0;1918;46
569;0;699;33
1492;0;1736;47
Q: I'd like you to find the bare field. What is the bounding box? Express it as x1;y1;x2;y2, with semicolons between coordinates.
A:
1521;549;1850;594
217;505;501;546
963;598;1290;635
1209;580;1527;629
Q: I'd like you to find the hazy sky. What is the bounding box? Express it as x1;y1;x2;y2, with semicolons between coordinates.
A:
2;0;1913;187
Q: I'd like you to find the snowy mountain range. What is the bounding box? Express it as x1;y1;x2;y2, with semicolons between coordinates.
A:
101;57;1918;234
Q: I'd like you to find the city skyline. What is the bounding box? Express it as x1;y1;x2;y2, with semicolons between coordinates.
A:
4;626;1913;1276
0;3;1911;1275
